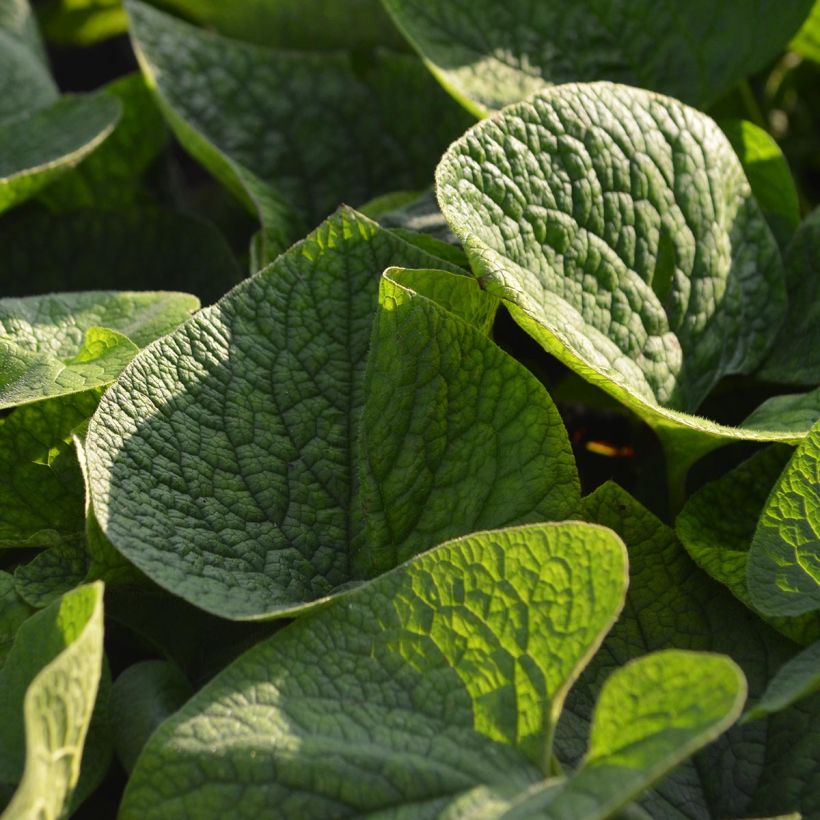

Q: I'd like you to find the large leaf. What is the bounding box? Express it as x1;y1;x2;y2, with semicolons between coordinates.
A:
567;482;815;817
0;582;104;819
87;208;580;619
119;522;629;817
156;0;406;51
0;93;121;214
0;392;97;548
676;445;820;645
0;573;33;667
791;0;820;61
436;83;813;486
757;208;820;385
0;0;55;124
0;206;243;304
0;289;200;409
748;419;820;616
381;0;813;113
126;0;474;259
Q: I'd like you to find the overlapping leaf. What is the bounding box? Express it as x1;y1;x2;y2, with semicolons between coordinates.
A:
748;419;820;617
0;582;104;819
745;640;820;720
126;0;474;259
565;482;817;818
87;208;580;619
437;83;816;484
381;0;813;113
0;289;200;409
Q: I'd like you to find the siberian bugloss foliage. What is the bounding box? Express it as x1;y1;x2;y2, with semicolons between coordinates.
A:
1;0;819;817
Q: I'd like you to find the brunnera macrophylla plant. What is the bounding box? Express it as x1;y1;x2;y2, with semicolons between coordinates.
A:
1;0;819;817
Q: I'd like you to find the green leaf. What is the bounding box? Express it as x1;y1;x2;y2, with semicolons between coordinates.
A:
0;582;104;819
126;0;474;259
155;0;406;51
570;482;808;817
381;0;813;113
0;573;33;668
743;386;820;434
748;420;820;617
0;93;121;214
436;83;810;483
14;537;87;608
676;446;820;645
38;0;127;45
0;289;200;409
0;0;56;124
110;660;192;774
38;73;167;212
356;266;578;576
720;119;800;249
745;640;820;720
523;652;746;820
0;206;243;304
88;208;580;619
119;522;628;817
757;209;820;386
790;0;820;61
0;392;97;548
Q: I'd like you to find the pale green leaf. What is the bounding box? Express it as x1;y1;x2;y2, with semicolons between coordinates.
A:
0;93;121;214
119;522;627;818
748;420;820;616
381;0;812;113
88;208;579;619
676;446;820;645
0;289;200;409
757;209;820;386
745;640;820;720
126;0;473;259
0;582;104;819
437;83;811;481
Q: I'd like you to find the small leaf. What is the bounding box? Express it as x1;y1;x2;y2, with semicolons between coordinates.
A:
748;420;820;617
0;582;104;819
0;573;33;668
791;0;820;62
118;522;627;817
745;640;820;721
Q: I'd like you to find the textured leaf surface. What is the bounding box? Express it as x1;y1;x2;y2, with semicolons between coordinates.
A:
13;537;87;608
563;482;810;818
529;652;745;820
0;289;200;408
88;209;580;618
0;392;97;548
119;523;627;818
0;93;121;214
356;266;579;575
757;209;820;385
748;420;820;616
0;206;243;304
437;83;804;473
127;0;473;257
0;582;104;818
745;640;820;720
381;0;812;112
720;119;800;249
676;446;820;645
